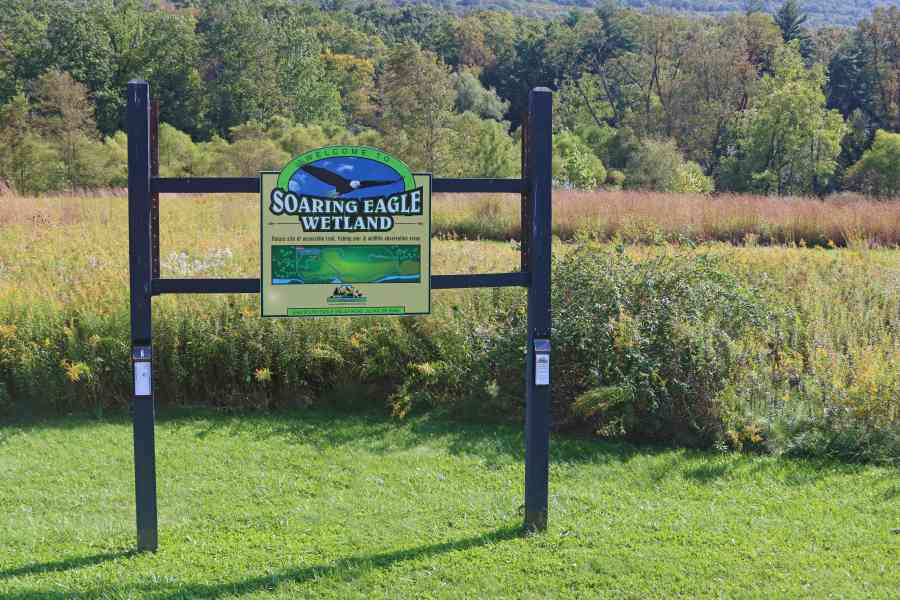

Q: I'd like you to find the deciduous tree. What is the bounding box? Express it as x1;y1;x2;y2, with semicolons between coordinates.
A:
447;112;518;178
0;92;61;193
847;129;900;197
31;69;104;188
378;42;454;173
721;44;846;195
452;70;509;121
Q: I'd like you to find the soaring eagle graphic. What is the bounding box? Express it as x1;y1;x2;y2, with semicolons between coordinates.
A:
300;164;400;196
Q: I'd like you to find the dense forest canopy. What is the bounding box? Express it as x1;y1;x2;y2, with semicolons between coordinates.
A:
1;0;900;197
395;0;900;27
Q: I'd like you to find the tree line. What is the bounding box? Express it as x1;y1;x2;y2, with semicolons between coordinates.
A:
1;0;899;197
368;1;900;28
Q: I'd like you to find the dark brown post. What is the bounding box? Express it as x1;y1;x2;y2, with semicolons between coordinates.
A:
523;87;552;532
127;79;158;552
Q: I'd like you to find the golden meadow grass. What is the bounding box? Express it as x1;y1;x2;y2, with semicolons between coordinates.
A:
433;190;900;246
0;192;897;460
5;190;900;248
0;192;522;414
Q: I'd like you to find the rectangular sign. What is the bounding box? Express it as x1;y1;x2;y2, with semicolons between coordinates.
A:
260;147;430;317
534;338;550;386
134;362;151;396
535;353;550;386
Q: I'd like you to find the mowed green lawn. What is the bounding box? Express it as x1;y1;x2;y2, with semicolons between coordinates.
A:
1;411;897;599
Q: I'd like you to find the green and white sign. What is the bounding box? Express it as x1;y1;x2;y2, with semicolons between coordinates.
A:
260;146;431;317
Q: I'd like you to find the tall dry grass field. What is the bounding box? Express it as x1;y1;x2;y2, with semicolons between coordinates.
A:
433;190;900;246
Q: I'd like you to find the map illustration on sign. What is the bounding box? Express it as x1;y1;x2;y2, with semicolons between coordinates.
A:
271;245;421;285
260;146;431;317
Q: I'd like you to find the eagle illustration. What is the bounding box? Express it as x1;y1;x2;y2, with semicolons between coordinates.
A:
300;164;400;196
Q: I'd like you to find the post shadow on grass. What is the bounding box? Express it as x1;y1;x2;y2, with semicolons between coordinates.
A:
172;408;649;467
2;526;522;600
6;410;876;485
159;524;523;600
43;408;868;486
0;549;135;581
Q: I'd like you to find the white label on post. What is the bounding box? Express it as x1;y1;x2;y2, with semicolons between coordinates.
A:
134;362;151;396
535;354;550;386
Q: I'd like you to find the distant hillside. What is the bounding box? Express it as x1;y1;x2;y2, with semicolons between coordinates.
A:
399;0;900;26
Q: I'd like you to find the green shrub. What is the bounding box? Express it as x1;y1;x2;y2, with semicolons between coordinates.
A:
579;124;617;159
537;245;773;446
446;112;519;177
847;129;900;198
602;127;641;170
391;245;776;447
158;124;203;177
625;138;684;192
0;131;63;194
674;161;714;194
606;169;626;187
624;139;717;194
553;130;607;190
199;134;289;177
102;131;128;186
774;418;900;466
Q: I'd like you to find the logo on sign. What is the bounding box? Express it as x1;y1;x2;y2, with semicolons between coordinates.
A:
269;146;421;232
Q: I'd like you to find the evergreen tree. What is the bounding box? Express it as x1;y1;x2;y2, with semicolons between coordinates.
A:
774;0;813;58
775;1;808;43
742;0;766;15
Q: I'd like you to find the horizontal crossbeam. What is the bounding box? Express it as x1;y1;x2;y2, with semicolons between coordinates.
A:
151;272;529;296
433;178;522;194
152;278;259;294
153;177;258;194
432;272;530;289
151;177;523;195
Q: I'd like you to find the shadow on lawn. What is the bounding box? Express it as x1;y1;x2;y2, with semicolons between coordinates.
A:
178;409;649;468
0;549;135;581
2;526;522;600
4;409;872;488
176;411;868;486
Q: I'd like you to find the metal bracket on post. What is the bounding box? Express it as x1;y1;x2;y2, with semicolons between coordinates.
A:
524;87;553;533
520;115;530;272
150;99;160;280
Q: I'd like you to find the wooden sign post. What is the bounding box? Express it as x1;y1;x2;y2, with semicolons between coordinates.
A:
126;79;552;551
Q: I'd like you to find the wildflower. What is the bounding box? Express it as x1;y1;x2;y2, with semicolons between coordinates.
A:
61;360;91;383
413;362;438;377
